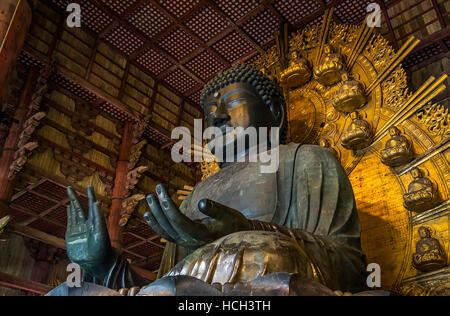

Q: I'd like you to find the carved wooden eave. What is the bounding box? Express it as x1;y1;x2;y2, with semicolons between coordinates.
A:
125;166;148;198
8;111;46;180
119;193;146;227
70;100;100;137
53;148;97;183
128;140;147;171
98;170;114;198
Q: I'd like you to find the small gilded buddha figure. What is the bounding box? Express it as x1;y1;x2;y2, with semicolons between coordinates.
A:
279;50;312;88
412;226;447;272
319;138;339;160
333;72;366;113
380;126;414;167
313;44;345;86
403;168;441;213
50;65;370;296
341;111;373;150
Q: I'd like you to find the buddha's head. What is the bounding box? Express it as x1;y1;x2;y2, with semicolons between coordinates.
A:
323;44;333;55
200;64;287;159
411;168;422;180
389;126;401;137
418;226;432;239
341;72;348;81
349;111;359;121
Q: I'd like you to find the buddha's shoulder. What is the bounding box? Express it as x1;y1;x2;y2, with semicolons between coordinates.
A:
281;143;333;158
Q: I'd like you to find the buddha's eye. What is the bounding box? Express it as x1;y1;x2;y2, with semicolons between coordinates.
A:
206;105;217;116
227;98;245;109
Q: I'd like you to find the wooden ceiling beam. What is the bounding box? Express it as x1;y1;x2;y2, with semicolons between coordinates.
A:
149;0;230;69
261;0;286;24
431;0;447;28
0;271;53;295
9;204;66;229
88;0;205;86
376;0;399;50
208;0;265;55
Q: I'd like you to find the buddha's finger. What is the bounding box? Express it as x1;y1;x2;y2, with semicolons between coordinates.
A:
69;201;80;226
67;187;85;223
146;195;180;241
143;211;176;244
160;197;209;243
91;202;107;234
87;186;96;214
66;205;73;233
198;199;239;220
155;184;169;201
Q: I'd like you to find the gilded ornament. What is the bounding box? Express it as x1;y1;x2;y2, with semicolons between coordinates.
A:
403;168;441;213
332;72;366;113
417;102;449;138
279;50;311;88
412;226;447;272
380;126;414;167
313;44;345;86
341;111;373;150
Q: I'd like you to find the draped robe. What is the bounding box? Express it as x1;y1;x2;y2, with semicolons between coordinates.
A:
101;144;367;293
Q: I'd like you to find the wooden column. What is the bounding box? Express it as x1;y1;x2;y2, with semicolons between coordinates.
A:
107;122;133;252
29;243;57;286
0;0;33;102
0;67;39;217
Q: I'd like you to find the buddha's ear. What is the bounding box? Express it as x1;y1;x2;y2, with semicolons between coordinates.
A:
269;98;282;120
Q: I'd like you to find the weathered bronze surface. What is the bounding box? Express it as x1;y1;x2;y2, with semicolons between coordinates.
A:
54;12;450;296
59;64;368;296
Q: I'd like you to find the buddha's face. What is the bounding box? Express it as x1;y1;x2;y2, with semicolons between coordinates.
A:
350;111;359;121
389;127;400;137
418;227;431;239
411;168;421;179
203;82;282;158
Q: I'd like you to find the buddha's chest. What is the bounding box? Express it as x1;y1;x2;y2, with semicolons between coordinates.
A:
184;162;278;222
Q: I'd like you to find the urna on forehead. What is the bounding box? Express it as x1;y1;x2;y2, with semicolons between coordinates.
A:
200;64;285;111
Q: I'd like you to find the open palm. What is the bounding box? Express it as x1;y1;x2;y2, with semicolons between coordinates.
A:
66;186;114;280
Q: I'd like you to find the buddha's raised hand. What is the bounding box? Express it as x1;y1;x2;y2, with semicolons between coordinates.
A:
144;184;253;249
66;186;115;280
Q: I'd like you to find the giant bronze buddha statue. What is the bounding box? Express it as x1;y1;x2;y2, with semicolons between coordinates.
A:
49;65;370;296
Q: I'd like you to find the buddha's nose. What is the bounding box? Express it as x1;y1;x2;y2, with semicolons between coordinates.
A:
213;114;231;127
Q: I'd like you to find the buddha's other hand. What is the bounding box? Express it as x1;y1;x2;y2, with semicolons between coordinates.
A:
66;186;115;280
144;184;253;249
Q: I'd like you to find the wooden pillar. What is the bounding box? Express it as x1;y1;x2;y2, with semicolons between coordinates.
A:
0;67;39;216
108;122;134;252
30;243;56;285
0;0;33;103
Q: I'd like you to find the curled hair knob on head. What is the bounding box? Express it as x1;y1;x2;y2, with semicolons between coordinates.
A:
200;64;288;144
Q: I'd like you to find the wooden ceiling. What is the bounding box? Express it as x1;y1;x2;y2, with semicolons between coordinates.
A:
43;0;449;108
